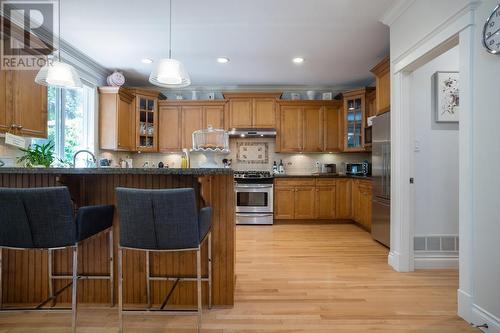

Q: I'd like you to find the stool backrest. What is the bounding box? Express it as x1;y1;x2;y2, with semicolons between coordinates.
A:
116;188;200;250
0;187;76;249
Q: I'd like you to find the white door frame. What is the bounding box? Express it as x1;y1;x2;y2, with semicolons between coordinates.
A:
388;5;477;323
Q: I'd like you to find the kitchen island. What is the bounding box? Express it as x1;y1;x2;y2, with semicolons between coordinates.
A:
0;168;235;307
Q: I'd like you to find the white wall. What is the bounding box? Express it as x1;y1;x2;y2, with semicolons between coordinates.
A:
387;0;500;329
412;46;459;237
471;0;500;327
389;0;470;61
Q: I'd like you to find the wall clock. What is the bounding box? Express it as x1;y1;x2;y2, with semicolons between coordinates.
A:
483;3;500;54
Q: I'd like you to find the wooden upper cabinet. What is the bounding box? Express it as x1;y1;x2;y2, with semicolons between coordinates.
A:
370;56;390;115
323;105;342;152
342;88;374;152
224;93;281;129
8;70;47;138
277;100;342;153
132;90;160;152
366;89;377;119
302;106;323;152
158;100;227;151
158;106;181;152
99;87;135;151
253;98;276;128
203;105;225;129
279;106;303;152
0;70;10;133
181;106;204;149
228;98;252;127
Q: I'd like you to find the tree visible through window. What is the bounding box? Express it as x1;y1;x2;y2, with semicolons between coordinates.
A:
34;84;95;166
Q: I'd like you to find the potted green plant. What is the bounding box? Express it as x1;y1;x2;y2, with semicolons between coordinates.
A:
17;142;56;168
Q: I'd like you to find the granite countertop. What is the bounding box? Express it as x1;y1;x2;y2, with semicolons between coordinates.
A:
0;167;233;175
274;173;372;180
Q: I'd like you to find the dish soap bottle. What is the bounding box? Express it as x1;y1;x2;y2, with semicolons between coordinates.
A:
278;160;285;174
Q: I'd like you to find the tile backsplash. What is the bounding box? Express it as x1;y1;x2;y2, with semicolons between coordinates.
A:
100;138;370;174
2;137;370;173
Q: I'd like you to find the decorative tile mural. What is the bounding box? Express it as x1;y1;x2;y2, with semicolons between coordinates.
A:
236;142;269;164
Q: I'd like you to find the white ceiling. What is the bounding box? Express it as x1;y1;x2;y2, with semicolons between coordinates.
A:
61;0;394;88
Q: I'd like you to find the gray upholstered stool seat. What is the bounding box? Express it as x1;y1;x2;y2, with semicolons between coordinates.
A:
0;187;115;333
116;187;213;333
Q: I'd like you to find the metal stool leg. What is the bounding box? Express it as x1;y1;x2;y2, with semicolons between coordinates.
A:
118;248;123;333
0;248;3;309
109;230;114;307
48;249;55;307
196;247;202;333
208;232;212;310
71;246;78;333
146;250;151;309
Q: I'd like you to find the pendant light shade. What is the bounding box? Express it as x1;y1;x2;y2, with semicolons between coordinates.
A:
35;60;83;89
149;0;191;89
149;58;190;88
34;0;82;89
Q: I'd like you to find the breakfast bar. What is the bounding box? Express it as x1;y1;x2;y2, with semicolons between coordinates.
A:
0;168;235;308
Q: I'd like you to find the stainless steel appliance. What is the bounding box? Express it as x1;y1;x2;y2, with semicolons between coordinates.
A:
234;171;274;225
320;163;337;174
345;162;371;176
228;128;276;138
371;112;391;247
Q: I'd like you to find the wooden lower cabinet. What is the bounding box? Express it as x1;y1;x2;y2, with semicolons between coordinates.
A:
352;180;373;230
274;187;295;219
274;178;372;229
294;187;316;219
315;185;336;219
335;179;352;219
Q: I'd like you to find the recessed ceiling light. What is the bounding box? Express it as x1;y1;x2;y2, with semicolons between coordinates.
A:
217;57;230;64
141;58;153;64
292;57;304;64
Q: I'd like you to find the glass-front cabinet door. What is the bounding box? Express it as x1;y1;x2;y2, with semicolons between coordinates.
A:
136;95;158;152
343;91;366;152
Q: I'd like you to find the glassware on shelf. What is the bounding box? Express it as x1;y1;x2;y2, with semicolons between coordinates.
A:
191;125;229;152
190;125;229;168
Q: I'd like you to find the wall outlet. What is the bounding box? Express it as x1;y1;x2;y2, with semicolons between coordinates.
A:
414;139;421;152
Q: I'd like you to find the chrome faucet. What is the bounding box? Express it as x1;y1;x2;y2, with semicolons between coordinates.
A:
73;150;97;168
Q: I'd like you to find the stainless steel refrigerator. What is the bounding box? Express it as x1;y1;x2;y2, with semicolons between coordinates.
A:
371;112;391;247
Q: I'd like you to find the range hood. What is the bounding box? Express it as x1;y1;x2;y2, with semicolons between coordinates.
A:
228;128;276;138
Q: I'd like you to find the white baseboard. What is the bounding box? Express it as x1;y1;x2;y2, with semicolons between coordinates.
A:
388;251;399;270
472;304;500;333
414;254;458;269
458;289;473;323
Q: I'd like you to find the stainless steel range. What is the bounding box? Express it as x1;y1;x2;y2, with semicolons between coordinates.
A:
234;171;273;225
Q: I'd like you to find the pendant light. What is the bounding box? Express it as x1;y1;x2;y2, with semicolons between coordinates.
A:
149;0;191;88
35;0;82;89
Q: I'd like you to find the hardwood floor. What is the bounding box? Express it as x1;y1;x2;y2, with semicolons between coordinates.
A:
0;223;477;332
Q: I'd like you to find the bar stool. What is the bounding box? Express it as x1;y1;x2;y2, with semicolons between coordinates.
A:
115;187;212;333
0;187;114;333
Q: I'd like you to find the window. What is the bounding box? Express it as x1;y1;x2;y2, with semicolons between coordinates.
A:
34;83;95;166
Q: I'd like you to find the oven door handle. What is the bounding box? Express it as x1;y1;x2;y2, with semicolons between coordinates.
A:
236;213;274;217
236;184;273;188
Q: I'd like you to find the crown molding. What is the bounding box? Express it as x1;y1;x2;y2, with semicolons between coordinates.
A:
380;0;416;26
